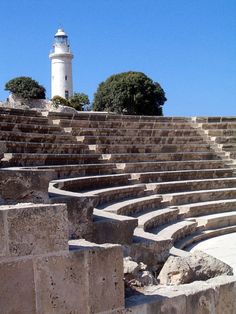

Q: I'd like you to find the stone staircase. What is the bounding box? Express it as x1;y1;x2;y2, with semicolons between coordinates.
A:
0;108;236;269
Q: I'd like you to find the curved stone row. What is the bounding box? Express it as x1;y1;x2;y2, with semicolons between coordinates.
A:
0;107;236;312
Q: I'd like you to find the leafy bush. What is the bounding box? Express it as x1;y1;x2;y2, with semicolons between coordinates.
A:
51;95;69;108
68;93;90;111
5;76;46;99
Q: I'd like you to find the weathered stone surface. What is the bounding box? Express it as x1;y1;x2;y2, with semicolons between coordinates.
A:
124;256;157;288
0;257;36;314
0;211;6;256
125;276;236;314
138;271;157;286
34;251;89;314
210;275;236;314
124;256;140;274
187;250;233;280
88;244;124;313
0;242;124;314
158;251;233;285
91;209;138;245
0;203;68;257
50;195;95;239
0;169;55;203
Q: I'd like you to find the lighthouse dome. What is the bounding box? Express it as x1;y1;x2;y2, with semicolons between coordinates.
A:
55;28;68;37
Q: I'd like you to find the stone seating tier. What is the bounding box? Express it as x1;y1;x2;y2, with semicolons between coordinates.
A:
47;111;190;122
0;130;78;143
0;114;50;124
56;119;197;130
179;199;236;217
1;108;236;313
90;143;212;154
0;140;90;154
1;152;103;167
0;107;42;116
187;211;236;228
201;122;236;129
76;134;206;145
0;121;62;133
73;129;206;139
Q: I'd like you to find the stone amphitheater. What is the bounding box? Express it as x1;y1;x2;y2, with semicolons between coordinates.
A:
0;107;236;313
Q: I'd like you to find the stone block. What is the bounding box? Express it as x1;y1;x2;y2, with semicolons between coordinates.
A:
210;276;236;314
0;257;36;314
91;210;138;245
0;210;7;256
0;169;56;203
34;251;89;314
185;287;216;314
0;203;68;257
50;195;95;239
87;244;124;313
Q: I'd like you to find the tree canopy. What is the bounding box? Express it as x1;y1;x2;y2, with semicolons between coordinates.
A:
93;71;167;115
51;93;90;111
69;93;90;111
5;76;46;99
51;95;69;107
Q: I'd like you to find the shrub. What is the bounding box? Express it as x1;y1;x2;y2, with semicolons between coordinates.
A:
5;76;46;99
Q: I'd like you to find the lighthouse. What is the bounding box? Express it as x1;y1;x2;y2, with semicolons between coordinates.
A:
49;28;73;99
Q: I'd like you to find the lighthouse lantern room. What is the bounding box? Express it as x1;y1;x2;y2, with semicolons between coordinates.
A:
49;28;73;99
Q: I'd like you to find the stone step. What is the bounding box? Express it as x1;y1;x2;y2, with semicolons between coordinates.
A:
0;130;77;143
229;151;236;159
201;122;236;129
90;143;212;154
74;132;202;143
137;206;179;231
72;127;204;139
91;209;138;245
94;184;147;206
220;144;236;151
132;168;235;183
58;119;195;130
0;141;90;154
148;177;236;194
176;225;236;250
0;107;42;117
195;117;236;123
214;136;236;144
150;220;198;242
207;129;236;136
0;113;49;125
120;160;226;172
0;152;102;167
106;152;219;163
163;187;236;205
187;211;236;229
0;122;61;134
48;111;190;122
55;173;132;192
53;181;147;206
19;163;118;178
179;199;236;217
100;194;164;215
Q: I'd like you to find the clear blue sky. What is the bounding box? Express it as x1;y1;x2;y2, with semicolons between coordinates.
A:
0;0;235;116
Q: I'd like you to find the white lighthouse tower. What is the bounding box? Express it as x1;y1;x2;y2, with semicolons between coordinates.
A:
49;28;73;99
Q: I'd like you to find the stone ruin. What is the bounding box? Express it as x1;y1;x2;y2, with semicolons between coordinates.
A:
0;106;236;313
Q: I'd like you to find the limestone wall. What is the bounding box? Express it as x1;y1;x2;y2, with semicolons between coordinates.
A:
0;203;124;314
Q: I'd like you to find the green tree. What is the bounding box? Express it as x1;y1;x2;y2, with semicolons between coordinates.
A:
5;76;46;99
93;71;167;115
51;95;69;107
69;93;90;111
